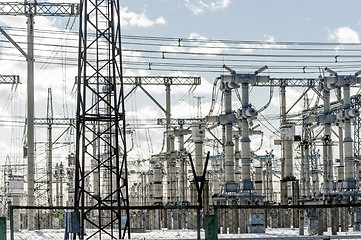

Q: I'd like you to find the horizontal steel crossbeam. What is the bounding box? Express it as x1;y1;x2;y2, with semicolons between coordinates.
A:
255;78;360;87
76;76;201;86
0;2;79;16
33;117;75;125
0;75;20;84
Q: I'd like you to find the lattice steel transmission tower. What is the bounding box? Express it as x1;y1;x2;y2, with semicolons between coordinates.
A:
75;0;130;239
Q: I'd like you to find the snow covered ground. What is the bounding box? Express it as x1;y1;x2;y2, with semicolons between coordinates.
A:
8;228;361;240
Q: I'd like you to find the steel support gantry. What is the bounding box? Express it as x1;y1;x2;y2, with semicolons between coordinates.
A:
0;1;79;230
0;2;78;16
77;75;201;208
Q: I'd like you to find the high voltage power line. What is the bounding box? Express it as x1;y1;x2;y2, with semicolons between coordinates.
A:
1;26;361;75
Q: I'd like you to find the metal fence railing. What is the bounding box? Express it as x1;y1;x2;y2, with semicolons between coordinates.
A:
211;203;361;239
6;203;361;239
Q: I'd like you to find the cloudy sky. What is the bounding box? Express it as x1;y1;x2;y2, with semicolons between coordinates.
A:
120;0;361;42
0;0;361;172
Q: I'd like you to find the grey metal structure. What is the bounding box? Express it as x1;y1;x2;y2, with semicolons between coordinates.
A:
75;0;129;239
352;94;361;161
0;1;79;230
46;88;53;208
0;1;78;16
0;75;20;85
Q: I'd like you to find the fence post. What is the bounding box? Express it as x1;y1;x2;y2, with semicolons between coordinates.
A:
0;217;6;240
205;207;218;240
197;207;201;240
9;206;14;240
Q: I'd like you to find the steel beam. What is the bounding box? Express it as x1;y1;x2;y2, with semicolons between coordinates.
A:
0;2;78;16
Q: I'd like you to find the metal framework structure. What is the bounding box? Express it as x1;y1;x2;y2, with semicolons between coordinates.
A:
256;77;361;87
76;75;201;85
46;88;53;207
75;1;129;239
0;1;78;16
0;1;79;230
0;75;20;84
351;94;361;159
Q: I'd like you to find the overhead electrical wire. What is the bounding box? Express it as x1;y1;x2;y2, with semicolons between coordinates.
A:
2;26;361;76
1;26;360;160
5;26;361;46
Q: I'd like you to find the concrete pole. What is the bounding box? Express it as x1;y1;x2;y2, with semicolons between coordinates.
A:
26;13;35;231
12;195;21;231
254;167;263;194
266;158;273;201
167;134;176;203
165;82;174;204
224;88;235;184
178;126;186;203
343;84;355;190
193;123;205;177
322;88;333;194
337;88;345;189
191;122;205;207
304;143;311;197
153;162;163;230
338;125;345;187
148;170;154;205
234;132;240;176
55;164;59;206
280;84;292;228
166;82;171;154
153;164;163;204
59;163;64;206
240;83;253;191
300;144;305;197
280;85;286;181
280;85;293;180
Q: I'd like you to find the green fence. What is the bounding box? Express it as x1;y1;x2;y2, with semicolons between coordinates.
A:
7;203;361;239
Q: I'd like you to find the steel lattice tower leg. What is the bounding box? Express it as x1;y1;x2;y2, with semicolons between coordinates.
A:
75;0;130;239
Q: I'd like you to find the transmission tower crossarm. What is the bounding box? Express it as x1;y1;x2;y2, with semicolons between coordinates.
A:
76;76;201;86
0;75;20;84
124;76;201;86
251;77;361;87
0;2;79;16
157;117;205;126
33;117;74;126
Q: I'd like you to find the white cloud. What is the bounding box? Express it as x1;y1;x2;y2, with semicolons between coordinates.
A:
121;7;166;28
189;33;228;55
239;35;286;53
328;26;360;43
159;32;229;56
185;0;231;14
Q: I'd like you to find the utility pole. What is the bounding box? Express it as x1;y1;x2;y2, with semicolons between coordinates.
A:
0;1;79;230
